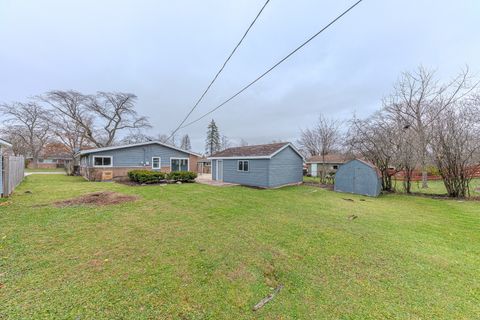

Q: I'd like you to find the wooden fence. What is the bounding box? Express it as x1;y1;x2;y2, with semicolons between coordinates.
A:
1;156;25;197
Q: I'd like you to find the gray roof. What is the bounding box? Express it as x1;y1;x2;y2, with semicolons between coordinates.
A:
209;142;304;160
77;141;201;157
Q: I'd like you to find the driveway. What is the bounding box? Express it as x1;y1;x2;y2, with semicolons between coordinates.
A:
25;172;65;176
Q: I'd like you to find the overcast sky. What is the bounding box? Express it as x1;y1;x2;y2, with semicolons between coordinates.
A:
1;0;479;151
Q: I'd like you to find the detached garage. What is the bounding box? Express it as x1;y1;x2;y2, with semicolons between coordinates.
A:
334;159;382;197
210;142;304;188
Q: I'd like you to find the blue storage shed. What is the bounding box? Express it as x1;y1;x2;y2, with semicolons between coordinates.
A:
210;142;304;188
334;159;382;197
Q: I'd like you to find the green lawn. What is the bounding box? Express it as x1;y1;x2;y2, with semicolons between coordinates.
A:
1;175;479;319
304;176;480;196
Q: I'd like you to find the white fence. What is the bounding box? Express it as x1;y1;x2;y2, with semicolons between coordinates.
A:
1;156;25;197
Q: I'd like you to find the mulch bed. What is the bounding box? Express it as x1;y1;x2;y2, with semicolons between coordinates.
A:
54;191;139;207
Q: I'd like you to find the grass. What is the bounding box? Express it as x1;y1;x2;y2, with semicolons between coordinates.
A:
1;175;479;319
304;176;480;196
24;168;65;173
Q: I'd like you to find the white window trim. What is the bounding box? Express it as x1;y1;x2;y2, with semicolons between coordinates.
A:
237;160;249;172
92;155;113;167
170;157;189;171
152;156;161;169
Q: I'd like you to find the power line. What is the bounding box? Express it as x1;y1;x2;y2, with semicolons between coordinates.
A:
168;0;271;140
178;0;364;130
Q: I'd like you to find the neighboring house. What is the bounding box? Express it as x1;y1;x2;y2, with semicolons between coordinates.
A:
209;142;304;188
76;141;201;181
334;159;382;197
197;157;211;175
306;154;347;177
27;143;72;169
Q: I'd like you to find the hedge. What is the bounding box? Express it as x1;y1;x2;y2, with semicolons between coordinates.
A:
167;171;197;182
128;170;166;184
128;170;197;184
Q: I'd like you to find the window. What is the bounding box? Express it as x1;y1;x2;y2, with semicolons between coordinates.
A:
333;165;338;170
171;158;189;172
152;157;161;169
238;160;249;172
93;156;112;167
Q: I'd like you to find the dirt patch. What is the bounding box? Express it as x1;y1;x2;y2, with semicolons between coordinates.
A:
54;191;138;207
303;182;334;190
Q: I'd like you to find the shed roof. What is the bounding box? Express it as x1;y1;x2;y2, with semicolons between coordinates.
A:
76;141;201;157
209;142;304;160
345;158;382;177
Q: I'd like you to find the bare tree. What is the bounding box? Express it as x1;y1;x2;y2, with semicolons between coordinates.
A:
383;66;478;188
299;114;342;183
395;122;419;193
41;90;92;155
180;134;192;151
0;128;29;156
347;112;398;191
120;131;154;144
86;92;151;147
238;138;249;147
42;90;150;148
0;102;50;168
220;135;231;150
430;101;480;197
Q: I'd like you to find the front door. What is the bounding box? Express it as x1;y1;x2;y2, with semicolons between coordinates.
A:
217;160;223;181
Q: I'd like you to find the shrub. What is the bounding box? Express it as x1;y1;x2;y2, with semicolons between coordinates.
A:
167;171;197;182
128;170;166;184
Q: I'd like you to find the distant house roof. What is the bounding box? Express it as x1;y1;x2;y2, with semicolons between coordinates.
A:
0;138;12;147
306;153;348;164
209;142;304;160
41;143;72;159
76;141;201;157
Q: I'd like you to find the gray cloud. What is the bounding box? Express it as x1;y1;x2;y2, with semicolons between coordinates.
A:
1;0;479;152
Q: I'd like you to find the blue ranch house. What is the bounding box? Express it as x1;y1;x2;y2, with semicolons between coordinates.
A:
209;142;304;188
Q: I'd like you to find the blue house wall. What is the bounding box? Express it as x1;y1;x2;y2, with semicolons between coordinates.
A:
211;145;303;188
82;143;192;170
334;159;381;197
268;146;304;188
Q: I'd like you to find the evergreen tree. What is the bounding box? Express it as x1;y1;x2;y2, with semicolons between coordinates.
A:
205;119;220;155
180;134;191;151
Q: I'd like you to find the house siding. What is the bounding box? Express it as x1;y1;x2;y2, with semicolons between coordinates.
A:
222;159;269;187
84;144;192;169
268;146;303;187
211;159;217;179
334;159;381;197
79;143;198;181
211;145;303;188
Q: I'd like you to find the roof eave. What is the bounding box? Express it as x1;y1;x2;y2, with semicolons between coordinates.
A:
78;141;201;157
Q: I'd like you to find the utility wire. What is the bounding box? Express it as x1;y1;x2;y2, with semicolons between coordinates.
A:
178;0;364;130
168;0;271;140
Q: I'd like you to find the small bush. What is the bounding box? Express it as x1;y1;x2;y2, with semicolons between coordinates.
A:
167;171;197;182
128;170;166;184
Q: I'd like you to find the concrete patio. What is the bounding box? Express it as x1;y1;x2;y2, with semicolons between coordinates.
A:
195;174;238;187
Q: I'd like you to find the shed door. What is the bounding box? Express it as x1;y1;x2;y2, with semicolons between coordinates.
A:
216;160;223;181
353;168;366;195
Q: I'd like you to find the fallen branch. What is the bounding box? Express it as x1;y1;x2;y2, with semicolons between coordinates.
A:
252;284;284;311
